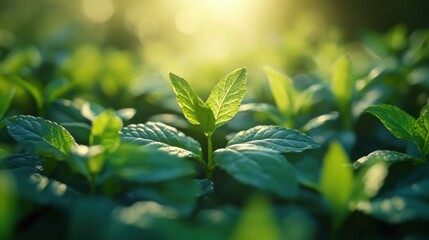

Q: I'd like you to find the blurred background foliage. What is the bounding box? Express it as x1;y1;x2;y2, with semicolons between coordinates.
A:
1;0;429;239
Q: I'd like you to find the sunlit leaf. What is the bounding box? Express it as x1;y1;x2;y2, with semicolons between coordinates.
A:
206;68;247;128
264;66;296;118
320;141;354;229
90;110;123;153
121;122;202;160
239;103;285;124
365;104;416;141
413;106;429;154
227;125;319;153
331;56;353;126
353;150;416;169
169;72;202;126
6;115;76;160
351;162;388;206
232;194;281;240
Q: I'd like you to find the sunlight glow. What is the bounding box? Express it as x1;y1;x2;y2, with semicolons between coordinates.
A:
175;9;200;35
81;0;115;23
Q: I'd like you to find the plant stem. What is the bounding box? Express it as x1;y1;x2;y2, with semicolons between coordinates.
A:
206;134;214;180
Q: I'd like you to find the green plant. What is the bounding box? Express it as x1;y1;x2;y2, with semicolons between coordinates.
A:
120;68;319;198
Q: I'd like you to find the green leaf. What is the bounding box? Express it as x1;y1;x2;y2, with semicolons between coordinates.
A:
301;112;339;132
115;108;136;121
331;55;353;115
239;103;285;125
0;87;15;119
0;171;16;240
232;194;281;240
353;150;416;169
132;177;200;215
320;141;354;229
193;97;216;135
104;144;195;184
357;197;429;224
90;110;123;153
121;122;202;160
206;68;247;127
413;106;429;154
0;153;44;175
6;115;76;160
350;162;388;207
365;104;416;141
169;72;203;126
227;125;319;153
45;78;72;103
264;66;296;118
9;76;43;112
70;145;105;178
214;146;298;198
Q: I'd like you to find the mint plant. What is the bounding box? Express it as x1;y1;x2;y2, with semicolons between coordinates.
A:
121;68;319;198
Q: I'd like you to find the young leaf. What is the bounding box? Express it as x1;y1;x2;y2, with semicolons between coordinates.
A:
6;115;76;160
70;145;105;179
0;87;15;119
232;194;281;240
331;56;353;115
169;72;203;126
320;141;354;229
193;97;216;136
214;146;298;198
121;122;202;160
90;110;123;153
206;68;247;127
264;66;296;118
413;106;429;154
365;104;416;141
227;125;319;153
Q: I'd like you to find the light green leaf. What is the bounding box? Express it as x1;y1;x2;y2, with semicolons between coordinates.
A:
264;66;296;118
239;103;285;125
70;145;105;178
45;78;72;103
301;112;339;132
295;84;323;112
227;125;319;153
90;110;123;153
413;106;429;154
0;87;15;119
320;141;354;229
331;55;353;114
232;194;281;240
169;72;202;126
353;150;415;169
365;104;416;141
350;162;388;207
115;108;136;121
104;144;195;184
121;122;202;160
206;68;247;127
0;171;15;240
214;146;298;198
193;97;216;136
6;115;76;160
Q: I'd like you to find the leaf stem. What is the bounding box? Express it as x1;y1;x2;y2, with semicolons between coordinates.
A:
207;134;214;180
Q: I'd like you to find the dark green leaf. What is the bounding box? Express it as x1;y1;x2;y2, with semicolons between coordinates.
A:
353;150;416;169
365;104;416;141
104;144;195;184
121;122;202;160
45;78;72;103
0;153;43;175
206;68;247;127
6;115;76;160
227;125;319;153
132;177;199;215
357;197;429;224
214;147;298;198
